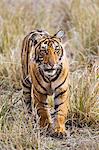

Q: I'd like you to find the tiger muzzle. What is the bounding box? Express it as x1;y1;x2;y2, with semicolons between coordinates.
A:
49;59;55;68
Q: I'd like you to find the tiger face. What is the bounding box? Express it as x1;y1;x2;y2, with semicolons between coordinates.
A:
34;30;65;76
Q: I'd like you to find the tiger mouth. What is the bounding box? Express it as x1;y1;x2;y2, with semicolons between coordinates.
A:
44;68;56;72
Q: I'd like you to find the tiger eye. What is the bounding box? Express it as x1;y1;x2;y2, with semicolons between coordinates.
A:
40;50;46;55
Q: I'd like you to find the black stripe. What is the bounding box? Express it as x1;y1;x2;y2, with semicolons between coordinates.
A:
51;38;60;43
51;110;61;116
51;64;62;82
25;77;31;84
54;102;64;110
24;99;31;105
59;48;63;61
34;86;47;96
30;33;37;40
34;72;47;92
51;110;65;117
54;89;67;99
27;32;35;37
37;29;43;32
22;80;31;88
24;101;32;113
23;91;31;94
39;68;49;83
55;73;68;91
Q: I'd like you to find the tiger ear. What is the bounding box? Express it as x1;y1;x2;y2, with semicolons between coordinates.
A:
54;30;65;39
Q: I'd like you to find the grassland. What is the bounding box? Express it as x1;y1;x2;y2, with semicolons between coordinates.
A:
0;0;99;149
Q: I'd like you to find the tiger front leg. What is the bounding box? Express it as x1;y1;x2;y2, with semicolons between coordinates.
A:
53;87;69;138
32;87;52;128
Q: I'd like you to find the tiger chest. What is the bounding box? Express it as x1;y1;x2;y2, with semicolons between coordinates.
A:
29;64;53;96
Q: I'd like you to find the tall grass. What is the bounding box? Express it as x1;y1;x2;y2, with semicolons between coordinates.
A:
70;62;99;127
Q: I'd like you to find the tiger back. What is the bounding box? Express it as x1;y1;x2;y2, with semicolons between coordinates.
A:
21;29;69;138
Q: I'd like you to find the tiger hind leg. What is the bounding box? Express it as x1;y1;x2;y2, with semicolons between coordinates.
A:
22;78;32;113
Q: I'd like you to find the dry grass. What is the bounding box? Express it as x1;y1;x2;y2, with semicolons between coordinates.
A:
0;0;99;149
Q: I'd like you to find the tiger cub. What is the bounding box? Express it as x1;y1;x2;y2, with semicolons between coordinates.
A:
21;29;69;137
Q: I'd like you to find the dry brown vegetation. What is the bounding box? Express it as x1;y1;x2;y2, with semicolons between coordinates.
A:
0;0;99;149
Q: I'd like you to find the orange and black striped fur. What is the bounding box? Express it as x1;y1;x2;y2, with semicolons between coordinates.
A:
21;29;69;136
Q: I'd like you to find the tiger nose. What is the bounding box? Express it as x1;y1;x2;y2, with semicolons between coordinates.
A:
49;60;54;68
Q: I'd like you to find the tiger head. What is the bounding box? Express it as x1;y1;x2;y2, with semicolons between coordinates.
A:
34;30;65;76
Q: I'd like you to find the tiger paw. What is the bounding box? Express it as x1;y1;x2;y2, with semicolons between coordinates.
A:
50;127;67;139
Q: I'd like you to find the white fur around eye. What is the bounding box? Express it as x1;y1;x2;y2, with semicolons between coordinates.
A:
55;45;60;50
52;43;55;49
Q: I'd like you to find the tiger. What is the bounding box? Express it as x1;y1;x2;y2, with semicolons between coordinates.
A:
21;29;69;138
